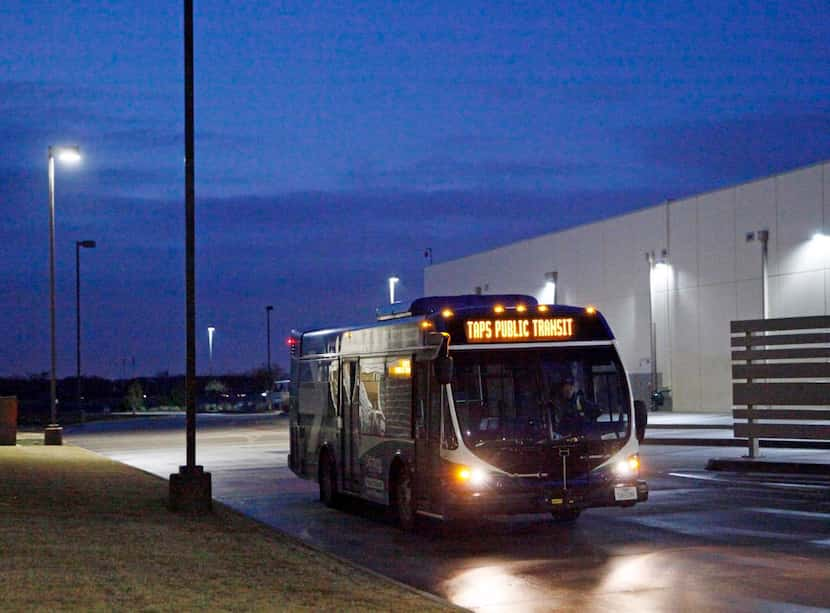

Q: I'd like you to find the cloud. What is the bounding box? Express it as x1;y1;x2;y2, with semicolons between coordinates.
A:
625;106;830;185
344;155;593;191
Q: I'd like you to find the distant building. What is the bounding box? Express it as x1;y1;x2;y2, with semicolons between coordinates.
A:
425;161;830;412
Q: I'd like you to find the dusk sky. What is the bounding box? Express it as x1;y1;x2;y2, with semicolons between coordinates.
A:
2;1;829;378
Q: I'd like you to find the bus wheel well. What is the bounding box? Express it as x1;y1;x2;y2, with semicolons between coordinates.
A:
388;457;415;531
388;458;408;501
318;446;339;508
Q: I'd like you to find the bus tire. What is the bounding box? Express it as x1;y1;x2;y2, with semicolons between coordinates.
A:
550;508;581;523
392;465;416;532
319;450;339;508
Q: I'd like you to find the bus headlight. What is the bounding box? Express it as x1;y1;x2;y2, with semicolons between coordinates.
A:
615;454;640;478
456;465;489;486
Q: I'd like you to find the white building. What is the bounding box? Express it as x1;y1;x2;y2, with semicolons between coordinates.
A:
425;161;830;412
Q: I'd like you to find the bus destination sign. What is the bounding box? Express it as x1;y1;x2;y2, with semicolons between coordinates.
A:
465;317;575;343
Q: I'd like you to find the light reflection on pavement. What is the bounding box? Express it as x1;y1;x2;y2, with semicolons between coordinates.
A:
67;415;830;612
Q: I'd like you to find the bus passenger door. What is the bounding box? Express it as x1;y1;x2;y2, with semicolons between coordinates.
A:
341;359;360;492
414;362;440;512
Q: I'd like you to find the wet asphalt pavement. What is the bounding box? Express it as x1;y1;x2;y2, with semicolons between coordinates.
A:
66;414;830;612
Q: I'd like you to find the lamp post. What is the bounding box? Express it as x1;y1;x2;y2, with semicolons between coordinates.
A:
75;240;96;410
388;276;400;305
266;305;273;410
45;145;81;446
169;0;211;513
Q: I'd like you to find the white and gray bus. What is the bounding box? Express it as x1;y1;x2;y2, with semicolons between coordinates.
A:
288;294;648;530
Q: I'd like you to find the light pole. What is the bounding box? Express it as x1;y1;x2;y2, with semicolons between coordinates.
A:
75;240;96;410
388;276;400;305
266;305;273;410
45;145;81;446
170;0;211;513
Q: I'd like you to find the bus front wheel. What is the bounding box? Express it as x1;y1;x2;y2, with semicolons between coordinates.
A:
319;451;339;508
393;467;416;531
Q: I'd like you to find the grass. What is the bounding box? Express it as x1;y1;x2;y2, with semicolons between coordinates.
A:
0;438;453;612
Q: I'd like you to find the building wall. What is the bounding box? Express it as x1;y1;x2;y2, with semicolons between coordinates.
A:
425;161;830;412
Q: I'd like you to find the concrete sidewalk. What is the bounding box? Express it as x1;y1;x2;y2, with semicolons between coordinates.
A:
643;411;830;476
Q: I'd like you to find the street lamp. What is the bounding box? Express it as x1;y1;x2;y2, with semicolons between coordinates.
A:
75;240;96;410
45;145;81;446
266;305;273;410
388;276;400;305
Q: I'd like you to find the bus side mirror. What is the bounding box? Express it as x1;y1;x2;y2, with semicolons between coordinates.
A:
633;400;647;443
435;356;454;385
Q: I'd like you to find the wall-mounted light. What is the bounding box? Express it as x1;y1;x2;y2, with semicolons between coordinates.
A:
541;271;558;304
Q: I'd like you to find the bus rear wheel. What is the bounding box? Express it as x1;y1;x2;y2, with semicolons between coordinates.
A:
550;508;581;522
319;451;339;508
393;468;416;531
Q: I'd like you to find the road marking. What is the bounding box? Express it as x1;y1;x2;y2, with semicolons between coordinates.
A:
628;515;805;541
669;471;830;491
750;508;830;521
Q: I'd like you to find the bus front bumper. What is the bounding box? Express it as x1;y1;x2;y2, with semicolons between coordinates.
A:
443;479;648;518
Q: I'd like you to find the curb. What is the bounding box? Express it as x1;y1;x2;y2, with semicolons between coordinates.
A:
643;437;830;450
706;457;830;476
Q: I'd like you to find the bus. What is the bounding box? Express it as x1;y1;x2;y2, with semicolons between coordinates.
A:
288;294;648;530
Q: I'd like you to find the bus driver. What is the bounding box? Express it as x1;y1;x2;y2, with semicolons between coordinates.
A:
553;375;600;434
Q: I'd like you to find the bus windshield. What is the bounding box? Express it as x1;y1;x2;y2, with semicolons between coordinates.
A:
450;346;630;447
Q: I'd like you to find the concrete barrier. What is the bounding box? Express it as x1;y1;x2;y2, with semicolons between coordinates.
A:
0;396;18;445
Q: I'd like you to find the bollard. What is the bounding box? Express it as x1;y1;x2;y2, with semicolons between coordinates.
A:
0;396;18;445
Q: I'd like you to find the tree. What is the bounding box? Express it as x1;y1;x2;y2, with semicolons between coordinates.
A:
124;381;145;413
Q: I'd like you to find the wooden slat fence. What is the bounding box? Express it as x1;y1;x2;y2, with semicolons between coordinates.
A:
731;315;830;457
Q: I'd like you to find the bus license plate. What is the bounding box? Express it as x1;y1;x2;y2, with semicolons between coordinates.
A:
614;486;637;501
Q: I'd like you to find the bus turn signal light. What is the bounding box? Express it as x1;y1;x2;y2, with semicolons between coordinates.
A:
615;454;640;477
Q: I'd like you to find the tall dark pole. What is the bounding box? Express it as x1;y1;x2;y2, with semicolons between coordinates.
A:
170;0;211;512
184;0;196;470
266;305;273;379
75;240;96;409
266;305;273;411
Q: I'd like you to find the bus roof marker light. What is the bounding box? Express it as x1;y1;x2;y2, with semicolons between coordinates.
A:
585;305;597;315
441;308;454;318
493;305;505;314
538;305;549;313
516;304;527;313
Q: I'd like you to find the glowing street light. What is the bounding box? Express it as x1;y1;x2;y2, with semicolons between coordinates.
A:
388;276;400;305
45;145;81;446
